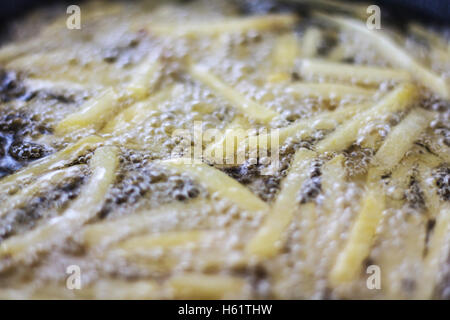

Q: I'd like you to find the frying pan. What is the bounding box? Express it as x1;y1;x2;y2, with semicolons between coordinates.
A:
0;0;448;24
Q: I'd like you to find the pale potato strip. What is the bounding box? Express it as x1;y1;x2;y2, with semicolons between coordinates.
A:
329;106;430;285
316;13;449;98
239;102;371;157
147;14;298;36
203;117;250;165
0;166;84;219
316;83;417;153
55;88;119;135
425;210;450;298
416;163;450;299
188;63;279;123
373;159;426;298
329;169;385;285
124;59;160;99
297;155;348;293
168;274;245;299
82;199;207;248
23;78;91;92
271;33;300;70
0;279;161;300
161;158;269;213
246;149;316;258
102;85;175;135
302;0;368;18
80;279;161;300
285;82;376;99
300;59;412;85
301;28;322;58
116;230;208;251
320;154;347;208
373;108;433;170
0;146;118;263
0;135;104;194
409;23;450;52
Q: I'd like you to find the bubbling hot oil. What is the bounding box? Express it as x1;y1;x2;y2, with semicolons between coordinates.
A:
0;0;448;299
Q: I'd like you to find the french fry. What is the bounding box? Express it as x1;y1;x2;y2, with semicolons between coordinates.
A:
188;63;279;123
247;149;316;258
316;83;417;153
